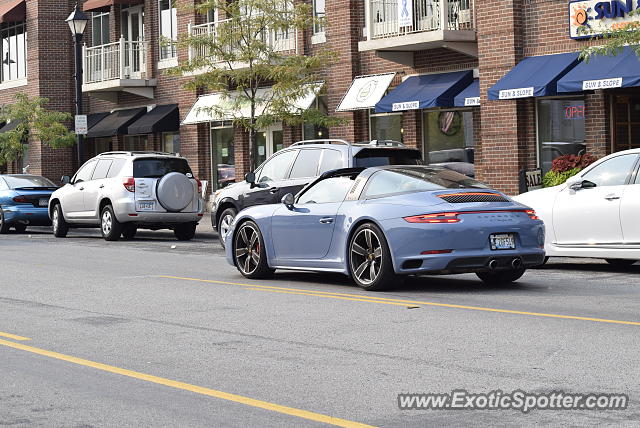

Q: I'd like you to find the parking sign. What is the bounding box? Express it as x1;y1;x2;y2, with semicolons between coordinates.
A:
75;114;88;135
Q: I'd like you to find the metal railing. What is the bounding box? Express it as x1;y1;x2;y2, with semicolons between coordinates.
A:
365;0;474;40
83;37;150;84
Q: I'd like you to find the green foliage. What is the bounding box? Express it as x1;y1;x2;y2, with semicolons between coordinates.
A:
0;93;76;166
578;12;640;61
543;168;581;188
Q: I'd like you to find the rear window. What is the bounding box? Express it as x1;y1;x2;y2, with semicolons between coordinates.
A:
4;175;57;189
133;158;192;178
353;149;422;167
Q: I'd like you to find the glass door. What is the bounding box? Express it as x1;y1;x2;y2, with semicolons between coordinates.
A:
211;127;236;190
121;5;145;77
255;124;283;169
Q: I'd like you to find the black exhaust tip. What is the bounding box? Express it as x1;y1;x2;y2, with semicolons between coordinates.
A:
512;258;523;269
488;259;499;270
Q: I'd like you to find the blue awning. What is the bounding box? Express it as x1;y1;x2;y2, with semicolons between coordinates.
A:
454;79;480;107
488;52;581;100
375;70;473;113
558;46;640;93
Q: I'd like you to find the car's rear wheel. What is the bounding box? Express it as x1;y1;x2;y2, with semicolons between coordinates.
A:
0;207;9;234
52;203;68;238
174;222;197;241
217;208;237;248
233;221;273;279
348;223;396;291
100;205;122;241
121;225;137;240
476;268;526;285
605;259;636;267
14;224;27;233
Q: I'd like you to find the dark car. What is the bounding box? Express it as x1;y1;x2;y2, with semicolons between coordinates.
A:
0;174;58;233
211;139;422;247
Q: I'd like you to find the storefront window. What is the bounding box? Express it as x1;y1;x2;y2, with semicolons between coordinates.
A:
423;110;474;166
162;132;180;153
211;127;235;189
613;95;640;152
537;99;585;174
303;96;329;140
123;135;149;151
370;113;403;143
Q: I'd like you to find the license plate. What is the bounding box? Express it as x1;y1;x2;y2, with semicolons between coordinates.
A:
39;198;49;207
137;201;155;211
490;233;516;250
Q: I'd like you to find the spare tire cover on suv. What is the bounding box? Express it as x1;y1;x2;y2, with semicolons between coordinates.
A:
156;172;194;212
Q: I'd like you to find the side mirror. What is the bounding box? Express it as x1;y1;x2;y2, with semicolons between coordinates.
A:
61;175;70;185
245;172;256;186
569;179;596;191
281;193;295;209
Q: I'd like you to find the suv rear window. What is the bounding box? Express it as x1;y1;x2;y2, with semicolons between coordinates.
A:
133;158;192;178
353;149;422;168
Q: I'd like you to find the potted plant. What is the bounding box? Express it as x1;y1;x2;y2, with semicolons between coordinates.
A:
543;153;597;187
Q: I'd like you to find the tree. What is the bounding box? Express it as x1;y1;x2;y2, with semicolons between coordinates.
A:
0;93;76;167
578;13;640;60
169;0;343;169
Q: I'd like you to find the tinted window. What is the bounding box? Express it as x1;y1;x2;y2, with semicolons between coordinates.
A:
257;150;297;183
3;175;56;189
133;158;192;178
91;159;113;180
318;149;343;174
74;161;97;183
364;167;487;199
298;177;355;204
582;154;637;187
290;149;322;179
107;158;126;178
354;149;422;168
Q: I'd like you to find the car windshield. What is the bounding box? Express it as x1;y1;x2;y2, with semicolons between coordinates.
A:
353;149;422;168
364;166;488;199
3;175;57;189
133;158;192;178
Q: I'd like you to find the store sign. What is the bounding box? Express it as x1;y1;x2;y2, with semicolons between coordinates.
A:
565;104;586;119
582;77;623;90
526;169;542;191
392;101;420;111
464;97;480;106
336;73;396;111
499;87;534;99
569;0;640;39
398;0;413;27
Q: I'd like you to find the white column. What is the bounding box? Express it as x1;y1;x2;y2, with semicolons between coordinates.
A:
440;0;448;31
119;36;126;79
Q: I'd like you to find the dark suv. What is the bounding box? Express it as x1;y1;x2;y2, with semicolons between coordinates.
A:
211;139;422;247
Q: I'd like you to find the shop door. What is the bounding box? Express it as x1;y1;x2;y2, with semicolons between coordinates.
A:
121;6;145;77
613;95;640;152
211;127;235;190
255;124;284;169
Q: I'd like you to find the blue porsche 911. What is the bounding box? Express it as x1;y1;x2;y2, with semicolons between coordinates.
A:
225;166;545;290
0;174;58;233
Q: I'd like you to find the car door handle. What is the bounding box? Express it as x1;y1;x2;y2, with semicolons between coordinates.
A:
604;194;620;201
269;187;279;194
79;187;84;191
99;184;104;189
319;217;334;224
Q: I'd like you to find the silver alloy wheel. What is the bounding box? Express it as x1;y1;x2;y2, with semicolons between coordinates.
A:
234;223;261;275
350;228;383;285
52;208;58;231
220;214;234;240
102;210;112;235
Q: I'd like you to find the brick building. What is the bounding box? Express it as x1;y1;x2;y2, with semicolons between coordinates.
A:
2;0;638;195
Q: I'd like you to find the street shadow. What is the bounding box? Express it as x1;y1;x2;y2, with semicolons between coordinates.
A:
542;261;640;274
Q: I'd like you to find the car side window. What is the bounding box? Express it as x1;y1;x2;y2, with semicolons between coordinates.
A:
297;177;355;204
106;159;126;178
257;150;297;183
582;154;638;187
318;149;343;174
73;161;97;184
289;149;322;179
91;160;113;180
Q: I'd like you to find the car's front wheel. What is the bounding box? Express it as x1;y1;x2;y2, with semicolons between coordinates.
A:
51;203;68;238
174;222;197;241
100;205;122;241
233;221;273;279
348;223;397;291
0;207;9;234
476;268;526;285
217;208;237;249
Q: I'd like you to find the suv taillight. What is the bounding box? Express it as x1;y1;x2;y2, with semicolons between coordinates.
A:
123;177;135;192
195;178;202;194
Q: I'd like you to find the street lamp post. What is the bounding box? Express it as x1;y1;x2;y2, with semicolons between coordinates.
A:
65;4;88;169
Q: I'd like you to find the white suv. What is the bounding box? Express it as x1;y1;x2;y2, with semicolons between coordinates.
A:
49;152;205;241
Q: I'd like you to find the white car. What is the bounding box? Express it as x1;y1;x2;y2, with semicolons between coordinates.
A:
514;148;640;266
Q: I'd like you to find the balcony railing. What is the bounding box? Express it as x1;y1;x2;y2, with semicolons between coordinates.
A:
365;0;474;40
188;20;297;62
83;38;150;85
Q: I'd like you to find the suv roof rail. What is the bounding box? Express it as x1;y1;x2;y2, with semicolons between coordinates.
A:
97;151;177;157
291;139;351;147
354;140;405;147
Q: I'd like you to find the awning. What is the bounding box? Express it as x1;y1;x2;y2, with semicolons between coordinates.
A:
83;0;142;13
336;73;396;111
0;0;25;23
86;112;110;130
183;83;324;125
454;79;480;107
558;46;640;93
87;107;147;138
375;71;473;113
128;104;179;135
488;52;580;100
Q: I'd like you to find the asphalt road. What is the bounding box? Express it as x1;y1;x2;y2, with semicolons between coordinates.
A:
1;224;639;427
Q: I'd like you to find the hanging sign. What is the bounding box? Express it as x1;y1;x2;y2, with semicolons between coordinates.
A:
569;0;640;39
398;0;413;27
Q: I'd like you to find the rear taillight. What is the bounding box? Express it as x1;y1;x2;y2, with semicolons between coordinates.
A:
123;177;135;192
525;209;539;220
195;178;202;194
12;195;29;203
404;212;461;223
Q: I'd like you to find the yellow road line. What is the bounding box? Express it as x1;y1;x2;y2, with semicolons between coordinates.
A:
0;331;31;341
244;287;416;307
0;338;374;428
161;275;640;326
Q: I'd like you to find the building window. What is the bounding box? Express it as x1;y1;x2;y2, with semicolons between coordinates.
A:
370;113;403;143
158;0;177;60
312;0;325;34
123;135;149;151
91;12;110;46
1;22;27;83
537;98;585;174
423;110;475;168
303;96;329;139
162;132;180;153
211;126;235;190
